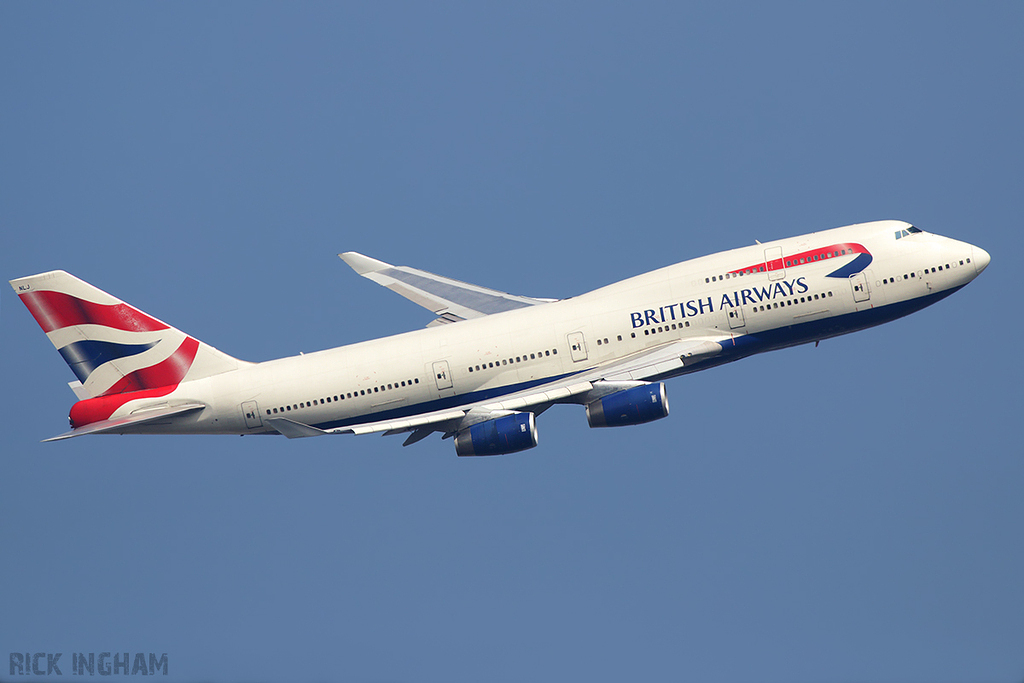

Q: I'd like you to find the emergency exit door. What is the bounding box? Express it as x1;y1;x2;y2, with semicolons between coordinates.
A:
850;273;870;302
567;332;588;362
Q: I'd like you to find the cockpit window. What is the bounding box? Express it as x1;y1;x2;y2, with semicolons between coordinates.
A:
897;225;929;239
895;226;923;240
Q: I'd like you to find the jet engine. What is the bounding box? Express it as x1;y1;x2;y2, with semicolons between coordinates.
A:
455;411;539;456
586;382;669;428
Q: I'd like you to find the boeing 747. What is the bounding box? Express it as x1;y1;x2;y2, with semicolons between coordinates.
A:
10;220;990;455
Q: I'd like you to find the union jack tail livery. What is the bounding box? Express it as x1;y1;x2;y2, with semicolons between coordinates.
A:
12;270;244;438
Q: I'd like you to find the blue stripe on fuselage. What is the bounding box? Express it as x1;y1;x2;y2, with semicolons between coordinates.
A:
651;284;965;381
826;252;873;278
307;284;964;433
311;371;581;431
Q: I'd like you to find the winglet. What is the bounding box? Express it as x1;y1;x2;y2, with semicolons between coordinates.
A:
339;252;390;276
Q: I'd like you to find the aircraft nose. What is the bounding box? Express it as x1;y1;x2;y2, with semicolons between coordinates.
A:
972;245;991;275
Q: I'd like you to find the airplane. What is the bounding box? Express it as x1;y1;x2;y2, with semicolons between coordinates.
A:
10;220;990;454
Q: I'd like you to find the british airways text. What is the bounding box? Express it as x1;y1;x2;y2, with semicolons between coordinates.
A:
630;277;809;328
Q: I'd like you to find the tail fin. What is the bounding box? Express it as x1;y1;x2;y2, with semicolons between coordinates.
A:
10;270;245;399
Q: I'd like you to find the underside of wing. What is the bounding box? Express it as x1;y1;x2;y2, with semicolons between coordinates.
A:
303;336;728;442
43;402;206;441
339;252;555;326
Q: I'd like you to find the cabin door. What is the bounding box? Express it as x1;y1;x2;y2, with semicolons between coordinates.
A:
432;360;453;390
727;306;746;329
567;332;588;362
242;401;262;429
850;273;870;302
765;247;785;281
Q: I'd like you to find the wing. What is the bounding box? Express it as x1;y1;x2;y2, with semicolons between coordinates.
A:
265;336;727;441
339;252;556;326
42;402;206;441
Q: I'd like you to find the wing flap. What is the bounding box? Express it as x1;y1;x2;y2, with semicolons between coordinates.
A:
334;409;468;436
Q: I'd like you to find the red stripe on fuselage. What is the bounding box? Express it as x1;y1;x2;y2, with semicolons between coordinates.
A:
729;243;870;276
18;290;168;333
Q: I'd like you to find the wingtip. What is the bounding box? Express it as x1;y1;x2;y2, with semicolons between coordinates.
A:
339;251;391;275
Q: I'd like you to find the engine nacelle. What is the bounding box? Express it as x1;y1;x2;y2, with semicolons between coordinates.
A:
586;382;669;428
455;412;539;456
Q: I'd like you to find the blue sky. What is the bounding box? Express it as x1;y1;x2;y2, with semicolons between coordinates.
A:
2;3;1022;682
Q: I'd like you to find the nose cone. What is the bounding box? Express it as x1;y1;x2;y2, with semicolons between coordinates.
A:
972;246;991;275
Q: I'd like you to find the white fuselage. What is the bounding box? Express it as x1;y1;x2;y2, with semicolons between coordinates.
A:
127;220;988;435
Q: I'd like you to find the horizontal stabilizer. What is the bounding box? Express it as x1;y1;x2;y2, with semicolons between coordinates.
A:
339;252;555;324
43;402;206;441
